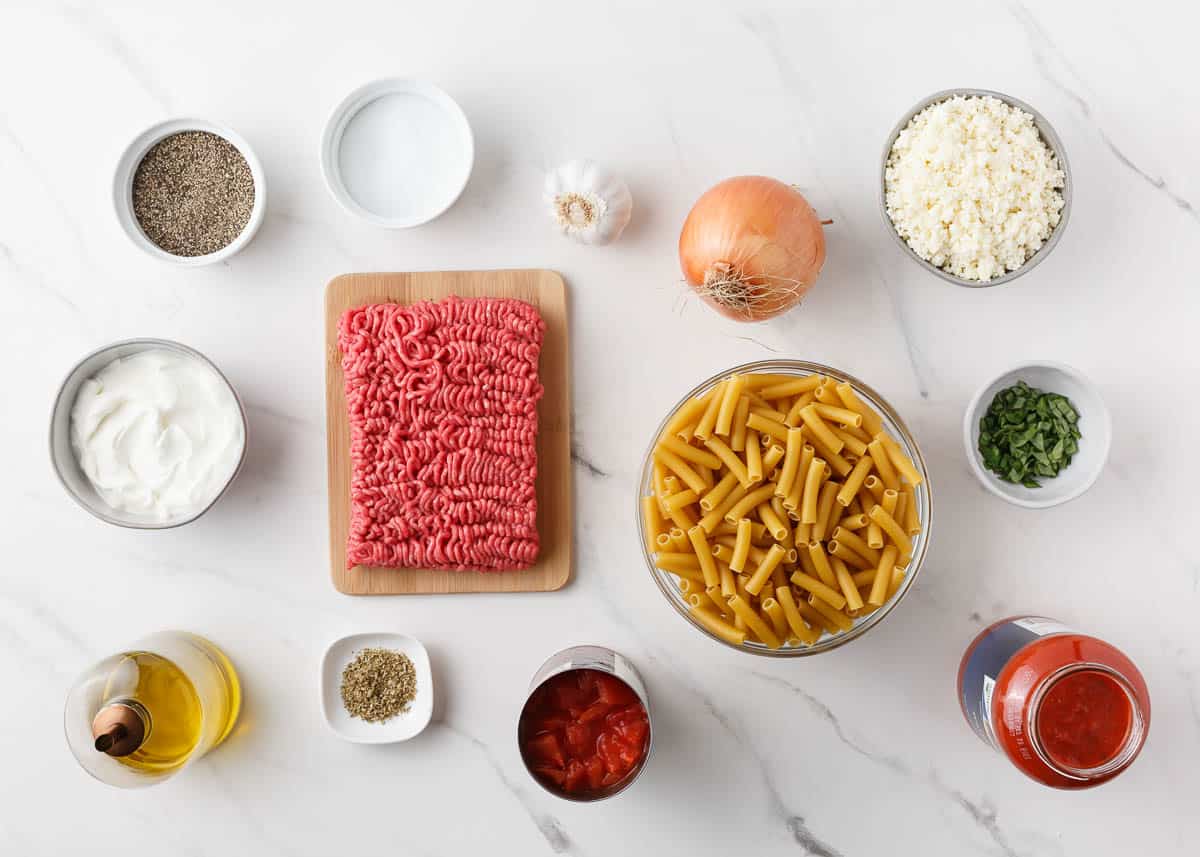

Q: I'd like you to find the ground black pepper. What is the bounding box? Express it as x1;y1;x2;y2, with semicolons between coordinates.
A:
132;130;255;257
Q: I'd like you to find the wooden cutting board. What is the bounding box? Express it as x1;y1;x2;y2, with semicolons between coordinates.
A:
325;270;572;595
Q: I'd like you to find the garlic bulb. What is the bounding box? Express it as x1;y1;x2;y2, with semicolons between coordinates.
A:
544;160;633;245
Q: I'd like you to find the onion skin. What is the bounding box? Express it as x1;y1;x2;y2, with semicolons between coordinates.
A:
679;176;826;322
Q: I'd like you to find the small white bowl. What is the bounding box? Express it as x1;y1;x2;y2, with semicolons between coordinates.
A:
49;338;248;529
963;361;1110;509
320;78;474;228
113;117;267;265
321;633;434;744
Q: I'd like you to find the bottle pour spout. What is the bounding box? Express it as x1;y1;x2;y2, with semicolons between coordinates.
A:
91;702;147;757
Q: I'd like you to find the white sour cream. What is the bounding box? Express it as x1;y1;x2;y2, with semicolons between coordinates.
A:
70;348;245;521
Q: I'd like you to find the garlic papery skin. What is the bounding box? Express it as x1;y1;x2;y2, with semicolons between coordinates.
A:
544;160;633;245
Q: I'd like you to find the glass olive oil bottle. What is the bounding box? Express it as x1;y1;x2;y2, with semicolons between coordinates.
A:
65;632;240;787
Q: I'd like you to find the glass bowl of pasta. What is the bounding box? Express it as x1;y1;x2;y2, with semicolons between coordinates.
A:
637;360;931;657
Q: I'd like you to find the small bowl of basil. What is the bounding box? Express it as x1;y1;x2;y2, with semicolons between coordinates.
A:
963;362;1111;509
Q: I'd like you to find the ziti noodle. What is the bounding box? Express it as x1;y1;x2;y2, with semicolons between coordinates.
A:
643;370;924;650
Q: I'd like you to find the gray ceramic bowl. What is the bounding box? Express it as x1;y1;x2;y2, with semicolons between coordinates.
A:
880;88;1072;288
49;338;247;529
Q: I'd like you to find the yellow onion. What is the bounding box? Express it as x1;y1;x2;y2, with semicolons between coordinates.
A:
679;176;826;322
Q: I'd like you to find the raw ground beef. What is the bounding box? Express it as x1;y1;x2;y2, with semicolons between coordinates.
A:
338;296;545;571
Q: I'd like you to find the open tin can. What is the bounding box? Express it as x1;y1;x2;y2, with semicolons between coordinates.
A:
518;645;652;802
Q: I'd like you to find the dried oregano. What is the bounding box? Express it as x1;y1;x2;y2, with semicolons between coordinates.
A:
339;648;417;723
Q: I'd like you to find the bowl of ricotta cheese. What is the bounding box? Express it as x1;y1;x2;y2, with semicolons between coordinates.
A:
50;339;247;529
880;88;1071;287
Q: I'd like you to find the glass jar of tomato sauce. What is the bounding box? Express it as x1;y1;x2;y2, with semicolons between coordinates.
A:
958;616;1149;789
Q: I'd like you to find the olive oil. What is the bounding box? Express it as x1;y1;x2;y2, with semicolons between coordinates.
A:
101;652;203;773
66;632;241;788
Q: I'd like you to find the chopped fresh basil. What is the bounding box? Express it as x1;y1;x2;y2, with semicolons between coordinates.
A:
977;380;1082;488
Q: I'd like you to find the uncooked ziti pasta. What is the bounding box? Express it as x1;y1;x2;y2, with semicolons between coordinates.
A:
643;371;924;649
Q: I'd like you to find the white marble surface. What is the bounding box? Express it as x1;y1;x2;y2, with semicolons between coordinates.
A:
1;1;1197;854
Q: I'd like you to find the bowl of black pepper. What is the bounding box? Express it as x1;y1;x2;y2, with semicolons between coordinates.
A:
113;118;266;265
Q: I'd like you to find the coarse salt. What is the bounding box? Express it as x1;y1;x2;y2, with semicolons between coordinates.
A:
884;95;1065;282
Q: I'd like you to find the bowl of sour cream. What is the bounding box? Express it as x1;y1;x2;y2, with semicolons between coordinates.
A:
49;339;247;529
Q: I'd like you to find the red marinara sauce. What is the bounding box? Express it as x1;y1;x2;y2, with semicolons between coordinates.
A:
958;616;1150;789
519;669;650;799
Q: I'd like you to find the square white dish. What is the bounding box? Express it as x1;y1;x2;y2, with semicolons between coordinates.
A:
321;632;433;743
963;361;1111;509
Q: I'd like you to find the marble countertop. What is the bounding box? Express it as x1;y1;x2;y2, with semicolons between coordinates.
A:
1;1;1196;855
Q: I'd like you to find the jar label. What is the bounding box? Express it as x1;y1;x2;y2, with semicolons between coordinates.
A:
959;617;1073;752
980;675;998;748
1011;617;1075;637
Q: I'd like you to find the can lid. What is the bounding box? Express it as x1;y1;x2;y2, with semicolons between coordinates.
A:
91;701;148;757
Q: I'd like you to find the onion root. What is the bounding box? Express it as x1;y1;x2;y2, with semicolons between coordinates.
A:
695;261;805;320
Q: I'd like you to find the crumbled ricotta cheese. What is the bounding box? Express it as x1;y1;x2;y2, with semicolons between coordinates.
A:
884;95;1065;282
